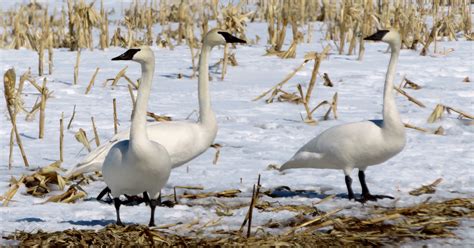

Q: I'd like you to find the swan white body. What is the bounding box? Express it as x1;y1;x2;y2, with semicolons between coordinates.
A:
280;29;406;201
67;29;245;177
103;47;171;225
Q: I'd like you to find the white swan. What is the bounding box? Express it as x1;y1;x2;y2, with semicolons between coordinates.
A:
103;47;172;226
280;29;406;202
67;29;246;177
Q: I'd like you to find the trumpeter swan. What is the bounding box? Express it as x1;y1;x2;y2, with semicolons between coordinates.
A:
280;29;406;202
103;47;172;226
66;29;246;177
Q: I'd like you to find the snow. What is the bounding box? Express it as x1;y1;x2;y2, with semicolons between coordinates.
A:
1;2;473;246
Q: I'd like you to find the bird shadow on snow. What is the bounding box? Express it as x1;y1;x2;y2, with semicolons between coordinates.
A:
161;73;193;79
16;217;45;223
16;216;117;227
61;219;116;226
267;186;357;199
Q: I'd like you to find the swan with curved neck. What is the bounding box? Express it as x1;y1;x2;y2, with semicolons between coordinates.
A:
67;29;245;177
280;29;406;202
103;47;172;226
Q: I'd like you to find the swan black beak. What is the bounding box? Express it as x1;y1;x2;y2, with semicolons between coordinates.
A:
364;30;389;41
218;31;247;44
111;48;141;61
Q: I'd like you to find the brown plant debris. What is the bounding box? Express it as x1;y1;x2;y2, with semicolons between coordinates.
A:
428;104;474;123
146;112;172;122
179;189;241;200
210;143;222;165
1;161;70;206
402;78;422;90
4;198;472;247
42;185;87;204
409;178;443;196
322;73;334;87
394;86;425;108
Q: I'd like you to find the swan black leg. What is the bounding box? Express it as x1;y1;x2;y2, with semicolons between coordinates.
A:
113;197;124;226
345;175;355;200
149;198;159;227
143;192;150;205
357;170;394;202
97;187;111;202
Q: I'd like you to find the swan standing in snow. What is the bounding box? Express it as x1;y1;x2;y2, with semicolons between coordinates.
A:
66;29;246;177
103;47;172;226
280;29;406;202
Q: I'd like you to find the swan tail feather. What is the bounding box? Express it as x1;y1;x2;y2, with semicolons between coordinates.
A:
279;151;324;171
65;141;115;178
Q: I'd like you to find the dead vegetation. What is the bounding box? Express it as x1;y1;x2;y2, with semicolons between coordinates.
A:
3;197;472;246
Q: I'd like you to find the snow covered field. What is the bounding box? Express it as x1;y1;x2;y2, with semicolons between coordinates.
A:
1;2;473;246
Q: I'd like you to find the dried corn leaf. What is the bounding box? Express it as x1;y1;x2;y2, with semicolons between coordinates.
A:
180;189;241;199
2;176;25;206
409;178;443;196
427;104;446;123
110;66;128;86
74;128;91;152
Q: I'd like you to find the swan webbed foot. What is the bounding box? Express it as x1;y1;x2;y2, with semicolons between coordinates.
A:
356;170;393;202
356;194;394;203
160;200;175;208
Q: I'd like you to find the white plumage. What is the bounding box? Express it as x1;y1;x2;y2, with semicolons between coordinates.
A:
280;29;406;202
103;46;171;226
67;29;245;177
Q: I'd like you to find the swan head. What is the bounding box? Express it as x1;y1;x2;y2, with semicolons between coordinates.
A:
204;28;246;47
111;46;155;64
364;29;400;44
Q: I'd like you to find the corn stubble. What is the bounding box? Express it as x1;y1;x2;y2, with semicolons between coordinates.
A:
0;0;473;245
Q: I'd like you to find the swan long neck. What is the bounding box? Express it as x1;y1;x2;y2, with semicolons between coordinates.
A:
198;44;215;125
130;60;154;145
382;40;402;130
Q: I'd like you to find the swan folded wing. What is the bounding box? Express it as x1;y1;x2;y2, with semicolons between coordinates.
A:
148;121;214;168
65;132;128;177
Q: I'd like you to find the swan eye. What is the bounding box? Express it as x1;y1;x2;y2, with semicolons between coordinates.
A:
112;49;141;61
217;31;247;44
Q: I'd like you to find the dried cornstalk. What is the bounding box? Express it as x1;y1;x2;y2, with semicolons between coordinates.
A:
59;113;64;162
404;123;428;133
421;22;442;56
428;104;474;123
221;44;229;80
39;78;48;139
303;46;331;122
74;49;81;84
113;98;118;134
91;117;100;147
108;66;128;86
3;69;29;167
394;86;425;108
254;57;312;102
85;67;99;94
67;105;76;130
211;143;222;165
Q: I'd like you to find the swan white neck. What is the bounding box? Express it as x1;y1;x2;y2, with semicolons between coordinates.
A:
382;40;402;130
198;45;215;125
130;61;154;146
